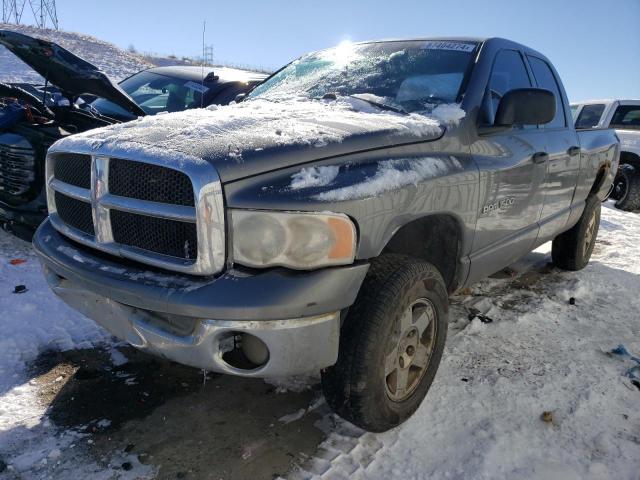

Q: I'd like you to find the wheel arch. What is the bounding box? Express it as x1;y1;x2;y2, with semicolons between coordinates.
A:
380;213;464;293
589;165;608;197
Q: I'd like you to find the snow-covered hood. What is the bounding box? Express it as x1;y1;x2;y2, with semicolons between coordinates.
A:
53;96;465;183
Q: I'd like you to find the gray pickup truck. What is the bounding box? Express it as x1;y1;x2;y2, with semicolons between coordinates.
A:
33;37;619;432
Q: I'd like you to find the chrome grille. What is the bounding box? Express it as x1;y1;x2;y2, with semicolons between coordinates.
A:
0;133;36;196
46;146;225;276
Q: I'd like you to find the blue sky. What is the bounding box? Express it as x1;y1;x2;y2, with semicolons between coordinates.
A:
50;0;640;101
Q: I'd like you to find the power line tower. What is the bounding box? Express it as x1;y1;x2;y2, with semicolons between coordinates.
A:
2;0;58;29
2;0;25;24
203;44;214;66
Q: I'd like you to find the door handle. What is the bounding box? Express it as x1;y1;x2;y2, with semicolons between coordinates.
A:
532;152;549;164
567;146;581;156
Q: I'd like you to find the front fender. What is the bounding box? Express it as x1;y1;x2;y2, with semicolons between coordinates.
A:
223;147;480;261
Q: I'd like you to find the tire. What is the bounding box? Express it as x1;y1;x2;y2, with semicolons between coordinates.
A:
551;195;601;271
321;254;448;432
609;169;623;201
614;164;640;211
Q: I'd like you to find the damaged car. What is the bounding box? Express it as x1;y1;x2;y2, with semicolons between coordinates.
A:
0;30;266;238
34;38;619;431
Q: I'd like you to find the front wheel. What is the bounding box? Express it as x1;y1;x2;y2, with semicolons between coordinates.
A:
321;254;448;432
551;195;601;271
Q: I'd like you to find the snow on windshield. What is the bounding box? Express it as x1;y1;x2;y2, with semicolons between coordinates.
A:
248;40;476;113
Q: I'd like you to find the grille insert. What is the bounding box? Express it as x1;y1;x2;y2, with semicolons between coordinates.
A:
55;192;94;236
53;153;91;189
0;140;36;197
109;159;194;206
110;210;197;261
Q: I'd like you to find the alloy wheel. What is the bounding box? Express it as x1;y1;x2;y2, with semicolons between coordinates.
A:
384;298;437;402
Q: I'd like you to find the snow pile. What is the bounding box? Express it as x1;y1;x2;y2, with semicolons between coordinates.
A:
0;23;153;83
431;102;467;125
314;156;463;201
290;165;340;190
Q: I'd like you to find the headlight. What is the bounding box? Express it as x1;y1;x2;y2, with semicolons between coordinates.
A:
231;210;357;269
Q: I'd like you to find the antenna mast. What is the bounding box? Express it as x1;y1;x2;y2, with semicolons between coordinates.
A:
201;20;206;107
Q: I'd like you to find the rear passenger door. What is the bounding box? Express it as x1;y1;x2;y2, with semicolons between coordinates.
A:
468;49;548;281
526;55;581;241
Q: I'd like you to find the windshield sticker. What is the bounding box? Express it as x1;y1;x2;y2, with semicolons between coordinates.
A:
423;41;476;52
184;81;210;94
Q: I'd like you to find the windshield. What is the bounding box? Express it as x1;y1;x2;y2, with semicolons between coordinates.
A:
89;71;210;120
247;40;477;113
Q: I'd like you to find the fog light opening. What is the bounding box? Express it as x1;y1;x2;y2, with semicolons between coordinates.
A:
220;332;269;370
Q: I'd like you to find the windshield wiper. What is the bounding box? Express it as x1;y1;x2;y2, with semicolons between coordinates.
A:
320;92;408;114
346;94;408;114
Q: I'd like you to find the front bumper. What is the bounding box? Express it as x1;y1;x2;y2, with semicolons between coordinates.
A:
34;219;369;376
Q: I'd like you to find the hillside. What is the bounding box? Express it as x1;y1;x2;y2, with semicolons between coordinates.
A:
0;23;154;83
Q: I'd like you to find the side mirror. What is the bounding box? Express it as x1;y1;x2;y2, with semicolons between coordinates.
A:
234;93;247;103
495;88;555;126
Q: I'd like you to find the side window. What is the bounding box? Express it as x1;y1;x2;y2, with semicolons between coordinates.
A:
485;50;532;125
575;104;606;129
610;105;640;130
527;56;566;128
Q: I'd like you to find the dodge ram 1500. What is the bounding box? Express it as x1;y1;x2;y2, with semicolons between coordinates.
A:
33;37;619;431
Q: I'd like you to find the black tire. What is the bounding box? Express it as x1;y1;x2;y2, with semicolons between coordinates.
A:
321;254;448;432
614;164;640;211
551;195;601;271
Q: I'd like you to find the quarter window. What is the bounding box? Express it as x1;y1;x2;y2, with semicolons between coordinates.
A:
527;56;566;128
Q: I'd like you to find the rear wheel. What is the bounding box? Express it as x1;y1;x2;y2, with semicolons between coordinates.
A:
321;254;448;432
614;164;640;211
552;195;601;271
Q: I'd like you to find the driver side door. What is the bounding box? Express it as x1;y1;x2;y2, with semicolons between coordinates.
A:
467;49;548;282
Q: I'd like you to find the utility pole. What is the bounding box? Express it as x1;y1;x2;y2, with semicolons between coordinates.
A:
2;0;57;29
2;0;25;24
28;0;58;29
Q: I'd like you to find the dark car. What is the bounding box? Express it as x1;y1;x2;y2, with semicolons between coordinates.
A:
0;30;266;239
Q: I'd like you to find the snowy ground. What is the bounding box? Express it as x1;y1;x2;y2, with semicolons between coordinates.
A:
0;203;638;479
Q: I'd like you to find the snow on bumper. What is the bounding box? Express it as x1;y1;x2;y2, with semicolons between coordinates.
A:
33;219;369;376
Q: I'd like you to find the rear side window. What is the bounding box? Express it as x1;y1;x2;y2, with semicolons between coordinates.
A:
527;56;566;128
610;105;640;130
485;50;532;125
575;104;606;129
